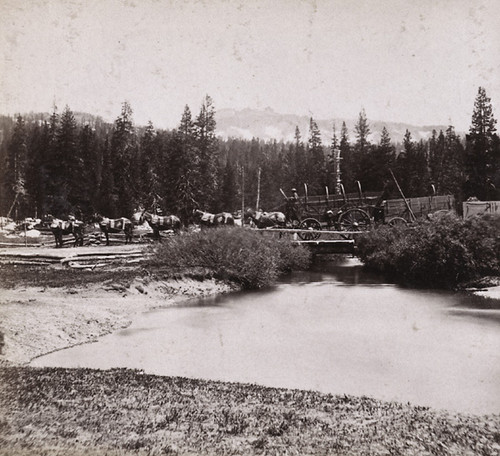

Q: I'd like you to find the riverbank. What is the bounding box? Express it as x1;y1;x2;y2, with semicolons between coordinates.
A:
0;267;236;366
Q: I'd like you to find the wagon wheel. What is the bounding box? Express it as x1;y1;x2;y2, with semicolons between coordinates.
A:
339;208;371;232
299;218;322;240
387;216;408;227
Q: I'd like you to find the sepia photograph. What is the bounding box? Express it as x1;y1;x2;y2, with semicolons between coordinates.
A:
1;0;499;454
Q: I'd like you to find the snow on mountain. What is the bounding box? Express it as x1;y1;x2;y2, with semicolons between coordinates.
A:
215;107;453;144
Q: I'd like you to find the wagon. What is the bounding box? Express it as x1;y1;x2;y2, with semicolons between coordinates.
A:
379;194;456;225
280;181;455;240
280;183;376;240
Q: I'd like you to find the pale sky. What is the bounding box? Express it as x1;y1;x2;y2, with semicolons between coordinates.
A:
1;0;499;131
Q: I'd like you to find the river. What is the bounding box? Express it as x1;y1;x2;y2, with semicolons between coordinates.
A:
31;257;500;415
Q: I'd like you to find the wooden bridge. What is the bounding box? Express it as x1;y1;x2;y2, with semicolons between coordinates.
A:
254;228;366;254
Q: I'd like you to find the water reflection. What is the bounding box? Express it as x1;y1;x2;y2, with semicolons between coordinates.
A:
32;257;500;415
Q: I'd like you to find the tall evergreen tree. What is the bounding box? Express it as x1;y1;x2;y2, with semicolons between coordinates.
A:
464;86;499;199
167;105;199;220
26;121;50;217
77;123;100;217
354;109;373;189
396;130;428;196
328;123;340;193
110;101;137;216
339;121;354;192
5;115;28;218
96;137;115;216
57;106;79;215
307;117;325;194
428;129;442;187
354;109;371;156
293;126;307;189
195;95;218;210
138;121;160;210
366;126;396;192
440;126;465;198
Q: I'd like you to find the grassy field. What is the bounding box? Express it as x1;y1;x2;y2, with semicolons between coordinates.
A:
1;367;499;456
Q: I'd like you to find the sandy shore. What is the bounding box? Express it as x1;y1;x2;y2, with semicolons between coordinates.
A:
0;275;235;366
0;244;237;366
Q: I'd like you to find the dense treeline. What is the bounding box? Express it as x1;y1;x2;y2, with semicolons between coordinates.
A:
0;88;498;222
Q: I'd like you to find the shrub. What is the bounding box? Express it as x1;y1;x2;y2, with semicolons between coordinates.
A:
147;228;311;289
356;213;500;288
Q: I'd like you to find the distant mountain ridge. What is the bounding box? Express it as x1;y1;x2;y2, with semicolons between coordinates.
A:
1;109;458;145
215;107;455;145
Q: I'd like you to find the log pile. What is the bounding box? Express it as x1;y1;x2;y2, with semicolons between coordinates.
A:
0;250;148;269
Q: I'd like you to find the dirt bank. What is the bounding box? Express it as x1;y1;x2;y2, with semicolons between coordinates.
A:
0;244;237;366
0;276;235;366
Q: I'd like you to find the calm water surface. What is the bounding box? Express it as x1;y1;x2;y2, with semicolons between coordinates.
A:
32;257;500;415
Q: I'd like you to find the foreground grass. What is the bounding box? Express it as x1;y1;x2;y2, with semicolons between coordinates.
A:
356;213;500;289
1;367;499;456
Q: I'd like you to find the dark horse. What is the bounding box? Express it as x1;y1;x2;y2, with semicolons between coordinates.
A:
245;209;286;228
49;217;84;248
93;214;133;246
133;211;181;240
193;209;235;227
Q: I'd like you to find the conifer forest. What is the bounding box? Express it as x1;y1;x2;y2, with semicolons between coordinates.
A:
1;88;499;223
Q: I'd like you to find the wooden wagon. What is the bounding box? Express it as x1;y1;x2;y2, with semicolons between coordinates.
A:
280;181;455;240
280;183;376;240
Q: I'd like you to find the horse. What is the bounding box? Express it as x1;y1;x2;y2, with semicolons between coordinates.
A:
192;209;235;228
133;210;181;240
246;209;286;228
93;214;133;246
50;217;84;248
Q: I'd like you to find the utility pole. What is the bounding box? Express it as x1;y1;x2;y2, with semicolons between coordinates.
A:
333;146;342;194
241;166;245;219
256;167;261;211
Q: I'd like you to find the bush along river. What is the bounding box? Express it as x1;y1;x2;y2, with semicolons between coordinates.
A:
31;256;500;415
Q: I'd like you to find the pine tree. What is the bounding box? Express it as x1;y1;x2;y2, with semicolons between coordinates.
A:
195;95;218;210
110;101;137;216
168;105;199;220
354;109;371;156
354;109;373;189
464;86;499;199
96;137;115;216
367;126;395;191
440;126;464;197
293;126;307;189
339;121;354;192
327;123;340;193
5;115;28;218
428;129;442;187
57;106;79;215
77;123;100;217
396;130;428;196
307;117;325;194
138;121;160;210
26;120;50;217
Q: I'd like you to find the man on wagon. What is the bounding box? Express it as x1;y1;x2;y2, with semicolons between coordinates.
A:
286;188;301;222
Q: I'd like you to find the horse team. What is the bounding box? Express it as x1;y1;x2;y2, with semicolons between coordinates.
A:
48;207;286;248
